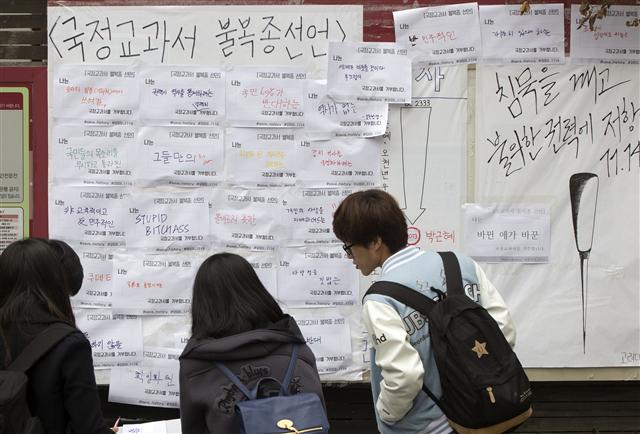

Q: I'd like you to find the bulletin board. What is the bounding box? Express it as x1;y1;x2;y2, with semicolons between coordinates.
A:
46;2;639;406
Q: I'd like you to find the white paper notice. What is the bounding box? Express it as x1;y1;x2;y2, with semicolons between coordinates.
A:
71;247;115;307
226;67;306;127
125;192;209;251
49;185;129;246
463;203;551;263
111;252;202;315
296;313;352;376
51;124;134;186
304;80;388;140
109;347;180;408
139;66;225;124
225;128;300;186
570;5;640;64
209;188;284;251
52;64;137;123
75;308;143;367
136;126;224;187
479;4;564;64
121;421;168;434
327;41;411;103
280;187;355;244
394;3;481;65
297;138;380;187
277;245;359;307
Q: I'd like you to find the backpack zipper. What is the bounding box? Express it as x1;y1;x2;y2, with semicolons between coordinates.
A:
486;386;496;404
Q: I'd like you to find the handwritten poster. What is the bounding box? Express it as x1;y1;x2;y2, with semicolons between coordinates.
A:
476;64;639;366
226;67;306;128
49;185;129;246
462;203;551;263
71;246;115;307
327;41;412;103
52;64;138;123
479;4;564;64
304;80;388;140
51;124;134;186
109;347;181;408
111;252;203;315
394;3;482;65
139;66;225;124
570;5;640;64
75;308;143;367
136;126;224;187
277;245;359;307
295;311;353;376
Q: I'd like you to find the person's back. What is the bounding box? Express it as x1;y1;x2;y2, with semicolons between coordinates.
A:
178;252;325;434
0;238;113;434
332;189;515;434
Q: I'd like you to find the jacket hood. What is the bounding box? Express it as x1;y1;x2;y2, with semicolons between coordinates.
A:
180;314;306;362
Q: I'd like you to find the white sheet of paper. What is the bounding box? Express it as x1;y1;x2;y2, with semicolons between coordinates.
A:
71;246;115;307
297;137;381;187
394;3;482;65
51;124;134;186
479;4;565;64
304;80;388;140
277;245;359;307
124;191;210;251
108;347;180;408
49;185;129;245
51;64;137;123
139;65;225;124
226;67;306;127
135;126;224;187
121;421;168;434
570;5;640;64
295;313;352;376
111;252;203;315
280;187;356;244
463;203;551;263
75;308;143;367
224;128;300;186
327;41;411;103
209;188;284;251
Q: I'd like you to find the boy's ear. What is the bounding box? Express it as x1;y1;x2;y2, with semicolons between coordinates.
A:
371;236;383;250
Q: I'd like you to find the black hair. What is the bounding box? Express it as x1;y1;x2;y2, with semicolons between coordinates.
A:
332;189;408;254
191;252;283;339
47;239;84;296
0;238;76;329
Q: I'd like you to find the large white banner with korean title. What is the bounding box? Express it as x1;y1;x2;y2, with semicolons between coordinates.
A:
476;64;639;367
48;4;368;398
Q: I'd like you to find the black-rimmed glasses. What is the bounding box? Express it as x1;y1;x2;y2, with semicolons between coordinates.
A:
342;243;356;257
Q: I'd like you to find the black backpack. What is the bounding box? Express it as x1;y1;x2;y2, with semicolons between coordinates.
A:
366;251;533;434
0;323;76;434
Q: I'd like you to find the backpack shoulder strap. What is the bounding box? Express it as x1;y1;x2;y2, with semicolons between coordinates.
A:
7;322;76;372
215;361;254;399
438;251;464;296
280;343;301;395
365;281;436;317
214;344;302;400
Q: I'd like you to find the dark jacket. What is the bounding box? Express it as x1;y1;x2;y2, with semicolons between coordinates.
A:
0;306;112;434
179;315;325;434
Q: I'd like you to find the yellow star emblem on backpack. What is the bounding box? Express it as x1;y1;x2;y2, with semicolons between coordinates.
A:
471;340;489;358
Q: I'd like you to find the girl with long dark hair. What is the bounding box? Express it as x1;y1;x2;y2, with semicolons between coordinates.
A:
179;252;325;434
0;238;116;434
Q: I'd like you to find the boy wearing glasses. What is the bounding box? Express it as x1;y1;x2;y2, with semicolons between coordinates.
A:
332;189;515;434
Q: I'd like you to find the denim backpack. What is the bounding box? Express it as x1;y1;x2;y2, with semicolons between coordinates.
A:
215;344;329;434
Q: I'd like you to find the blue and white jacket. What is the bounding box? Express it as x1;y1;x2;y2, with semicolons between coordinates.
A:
362;247;516;434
